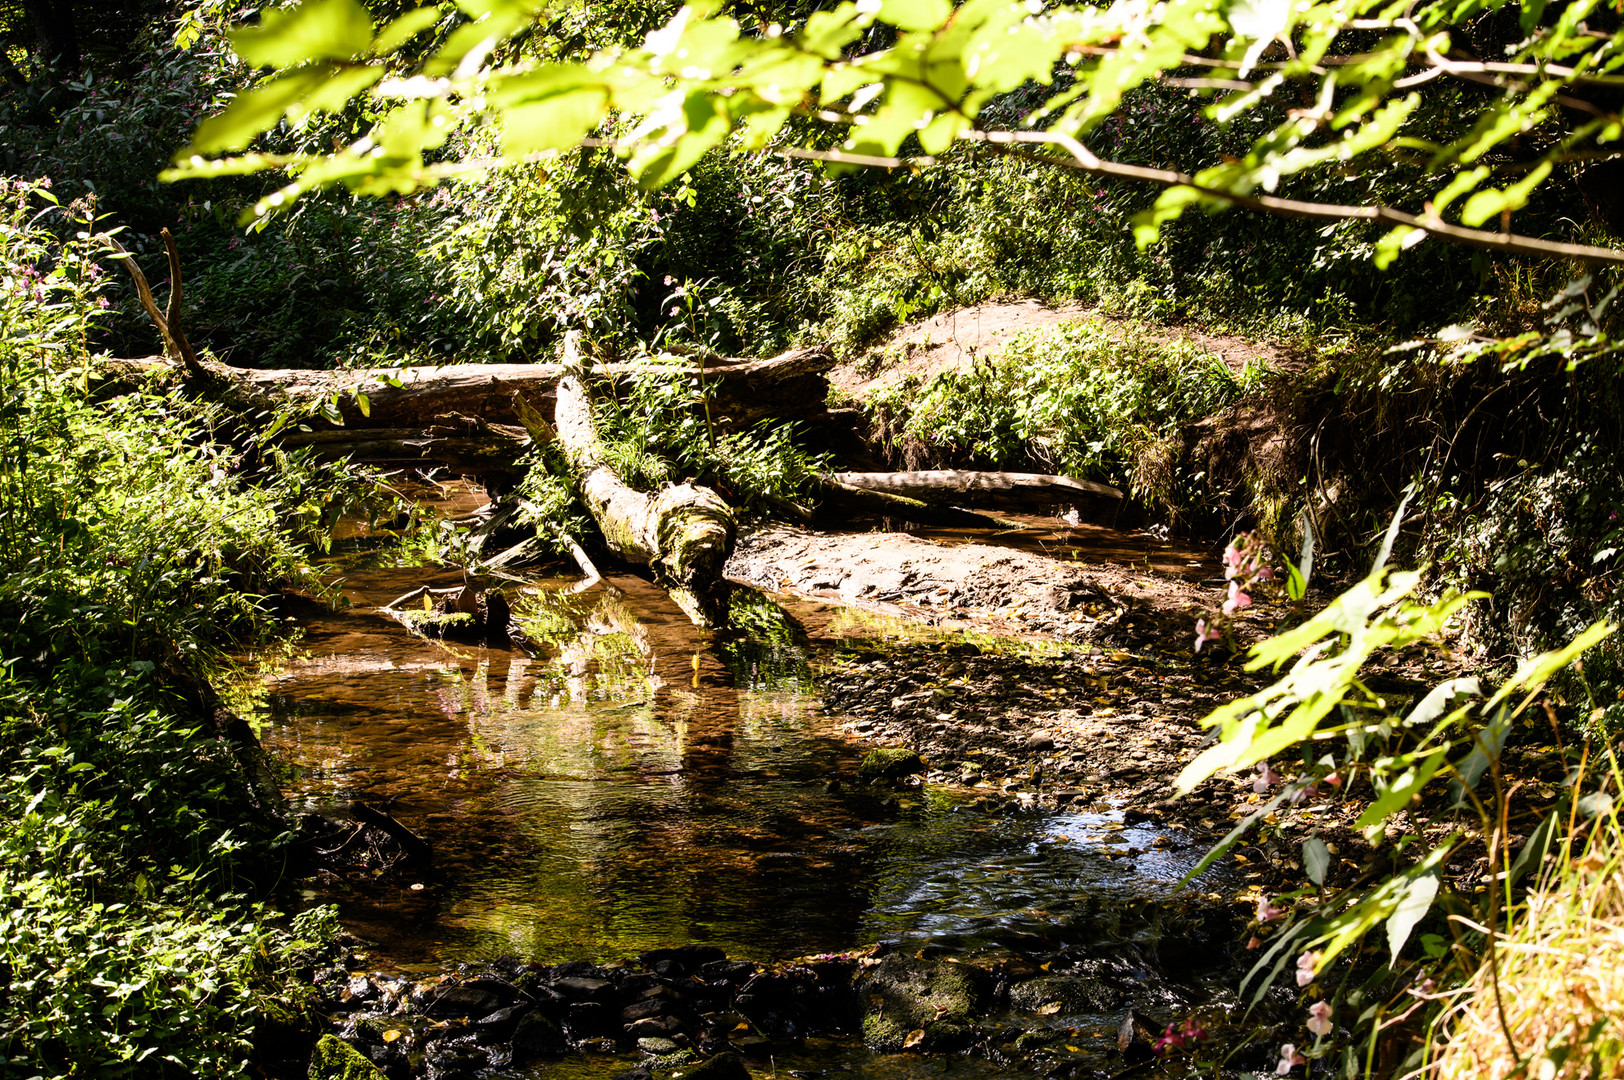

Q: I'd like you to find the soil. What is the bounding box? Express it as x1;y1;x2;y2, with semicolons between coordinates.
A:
828;300;1305;400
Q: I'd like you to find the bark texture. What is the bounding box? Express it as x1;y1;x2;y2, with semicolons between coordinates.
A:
554;335;736;626
831;470;1123;510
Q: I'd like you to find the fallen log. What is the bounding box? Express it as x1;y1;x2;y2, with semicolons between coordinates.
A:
814;478;1005;529
107;344;835;433
555;333;736;627
831;470;1123;511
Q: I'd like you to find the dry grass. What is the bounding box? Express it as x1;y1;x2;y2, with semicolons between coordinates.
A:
1432;817;1624;1080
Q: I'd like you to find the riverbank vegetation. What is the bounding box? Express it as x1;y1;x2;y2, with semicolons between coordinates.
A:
3;0;1624;1075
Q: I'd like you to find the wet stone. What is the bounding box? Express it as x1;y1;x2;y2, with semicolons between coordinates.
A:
510;1014;568;1060
637;1036;681;1055
555;975;616;1003
473;1004;530;1034
419;983;506;1017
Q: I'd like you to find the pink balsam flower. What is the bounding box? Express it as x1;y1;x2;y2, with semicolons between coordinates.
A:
1296;951;1320;988
1276;1044;1306;1075
1307;1001;1333;1037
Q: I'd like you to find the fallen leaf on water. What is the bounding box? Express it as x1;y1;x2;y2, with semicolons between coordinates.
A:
1036;1002;1063;1015
904;1029;926;1048
382;1030;401;1043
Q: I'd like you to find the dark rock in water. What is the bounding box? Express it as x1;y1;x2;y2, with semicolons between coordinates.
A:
699;959;758;986
627;1014;683;1040
640;944;727;975
474;1004;532;1035
735;965;854;1039
309;1034;387;1080
510;1014;569;1059
734;1035;774;1058
857;955;986;1052
1008;974;1122;1015
555;975;616;1003
621;998;674;1024
1116;1009;1161;1065
419;982;507;1017
857;748;924;783
1024;732;1055;752
551;960;610;980
423;1038;488;1078
565;1001;617;1037
683;1051;754;1079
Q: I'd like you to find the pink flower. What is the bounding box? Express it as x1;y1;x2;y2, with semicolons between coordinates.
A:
1307;1001;1332;1037
1323;771;1342;788
1247;935;1263;949
1153;1017;1208;1054
1257;896;1283;922
1296;951;1319;987
1290;782;1318;805
1253;760;1280;793
1277;1044;1306;1074
1223;581;1253;615
1194;618;1221;652
1257;564;1276;581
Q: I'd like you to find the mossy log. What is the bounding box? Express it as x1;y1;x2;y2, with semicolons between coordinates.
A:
107;342;831;461
554;334;736;627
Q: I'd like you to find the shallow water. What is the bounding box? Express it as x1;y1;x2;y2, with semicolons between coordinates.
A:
263;550;1222;980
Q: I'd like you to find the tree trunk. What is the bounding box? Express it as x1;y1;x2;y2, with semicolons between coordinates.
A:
831;470;1123;511
554;334;736;627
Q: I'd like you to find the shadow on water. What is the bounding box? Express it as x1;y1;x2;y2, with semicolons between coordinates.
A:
264;502;1228;977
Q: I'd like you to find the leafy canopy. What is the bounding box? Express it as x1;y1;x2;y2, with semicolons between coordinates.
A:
165;0;1624;266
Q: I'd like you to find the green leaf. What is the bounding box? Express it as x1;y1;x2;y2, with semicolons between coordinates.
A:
1507;805;1564;887
879;0;952;32
1132;185;1210;248
502;88;609;154
1355;747;1447;839
184;70;333;155
232;0;377;67
1486;619;1615;711
373;7;440;55
1385;869;1439;966
1459;162;1554;228
1303;837;1330;885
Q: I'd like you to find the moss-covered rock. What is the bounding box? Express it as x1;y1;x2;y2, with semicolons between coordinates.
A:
308;1034;385;1080
857;954;986;1052
670;1050;753;1079
857;748;923;783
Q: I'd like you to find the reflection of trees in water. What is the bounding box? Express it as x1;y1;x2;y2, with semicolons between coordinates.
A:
268;570;882;962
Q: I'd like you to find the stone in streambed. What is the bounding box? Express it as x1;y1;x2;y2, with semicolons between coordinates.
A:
308;1035;387;1080
674;1051;754;1079
857;748;923;783
510;1013;569;1059
1009;974;1122;1015
857;954;986;1052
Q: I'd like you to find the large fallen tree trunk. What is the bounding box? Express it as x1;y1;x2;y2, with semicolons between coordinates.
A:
554;334;736;627
108;345;833;431
831;470;1123;512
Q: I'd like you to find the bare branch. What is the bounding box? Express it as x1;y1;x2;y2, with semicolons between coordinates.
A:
957;129;1624;267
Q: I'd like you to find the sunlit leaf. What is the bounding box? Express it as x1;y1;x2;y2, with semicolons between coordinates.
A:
232;0;377;67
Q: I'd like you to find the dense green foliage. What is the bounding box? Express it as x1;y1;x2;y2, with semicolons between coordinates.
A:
0;182;340;1076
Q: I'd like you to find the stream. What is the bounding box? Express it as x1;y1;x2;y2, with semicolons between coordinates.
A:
258;495;1241;1077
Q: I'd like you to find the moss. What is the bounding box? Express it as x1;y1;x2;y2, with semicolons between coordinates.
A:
857;955;985;1052
308;1035;386;1080
858;748;924;783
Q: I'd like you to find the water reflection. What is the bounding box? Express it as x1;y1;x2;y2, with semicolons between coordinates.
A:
265;565;1219;972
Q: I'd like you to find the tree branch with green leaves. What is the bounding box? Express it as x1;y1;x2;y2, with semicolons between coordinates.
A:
162;0;1623;269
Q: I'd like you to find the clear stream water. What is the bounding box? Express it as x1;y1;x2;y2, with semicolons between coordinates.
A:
257;504;1233;1075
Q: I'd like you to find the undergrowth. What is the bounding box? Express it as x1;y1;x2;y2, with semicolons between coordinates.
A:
853;319;1274;524
0;181;347;1076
